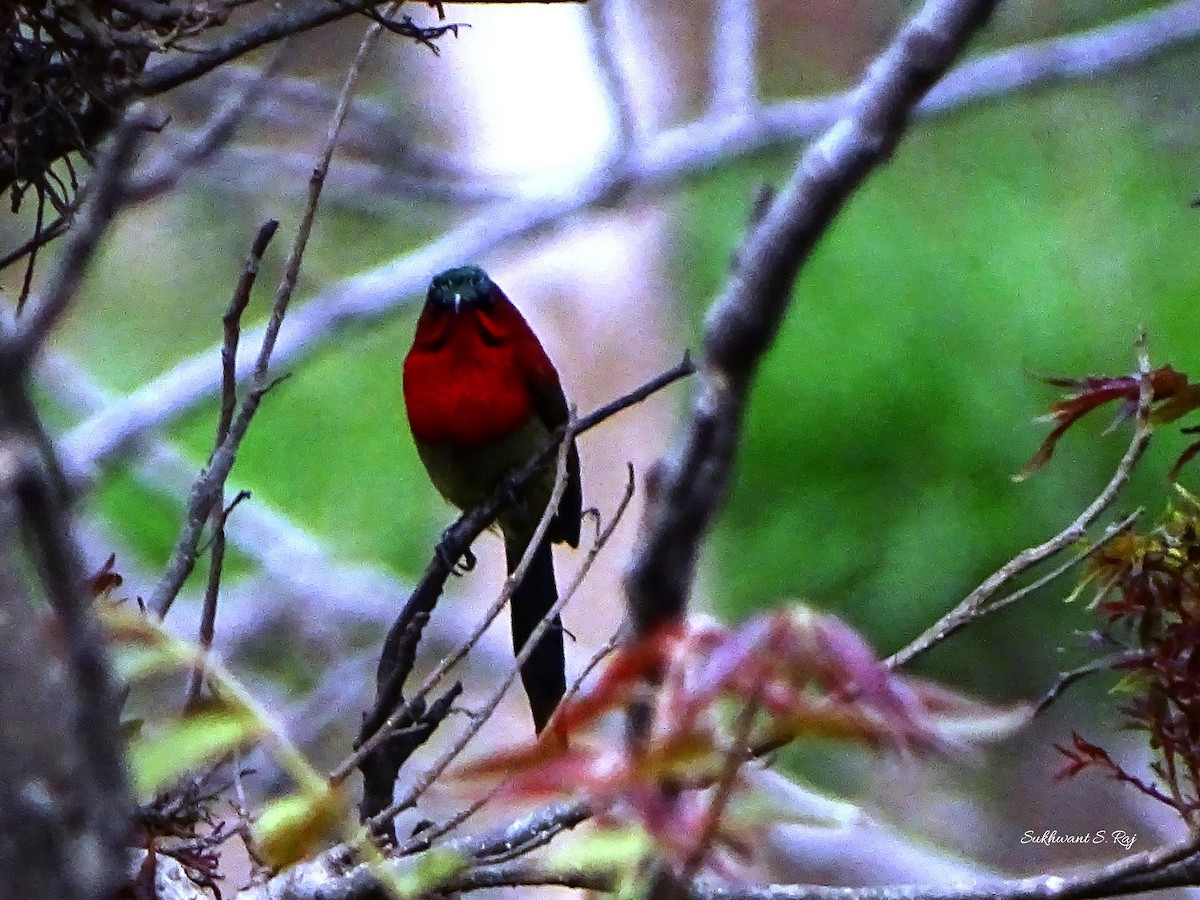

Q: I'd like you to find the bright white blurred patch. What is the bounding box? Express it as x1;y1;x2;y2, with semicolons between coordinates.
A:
427;6;617;193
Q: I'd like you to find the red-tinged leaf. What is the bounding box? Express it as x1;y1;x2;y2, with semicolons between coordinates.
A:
1150;383;1200;425
807;614;921;720
1169;429;1200;482
462;607;1020;868
1054;731;1115;780
88;553;123;598
451;732;578;789
679;616;776;716
555;620;686;733
1019;365;1200;479
458;729;721;807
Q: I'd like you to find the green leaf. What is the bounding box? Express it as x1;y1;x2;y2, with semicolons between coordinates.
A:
389;849;467;897
129;708;259;799
548;824;651;873
254;787;345;870
111;643;180;682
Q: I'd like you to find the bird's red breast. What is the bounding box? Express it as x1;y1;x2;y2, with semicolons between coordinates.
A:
403;289;563;449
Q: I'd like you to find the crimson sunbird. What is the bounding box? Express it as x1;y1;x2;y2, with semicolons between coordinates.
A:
403;265;583;735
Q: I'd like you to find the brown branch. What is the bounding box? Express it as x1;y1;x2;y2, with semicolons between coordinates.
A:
183;219;277;706
0;214;69;274
148;219;283;619
389;464;637;856
623;0;1003;637
134;0;580;97
1034;650;1151;717
136;1;385;95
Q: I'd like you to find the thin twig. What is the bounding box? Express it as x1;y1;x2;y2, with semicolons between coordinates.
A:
148;4;385;618
127;43;291;204
585;0;640;152
982;508;1142;619
887;344;1153;669
12;113;149;360
679;685;762;884
0;214;69;274
1033;650;1152;716
183;220;277;706
135;0;468;95
369;426;580;825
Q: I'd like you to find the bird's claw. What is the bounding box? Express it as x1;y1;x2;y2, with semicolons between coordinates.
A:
455;546;476;575
436;527;476;576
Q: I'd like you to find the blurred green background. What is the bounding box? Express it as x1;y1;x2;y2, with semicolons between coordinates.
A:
8;0;1200;816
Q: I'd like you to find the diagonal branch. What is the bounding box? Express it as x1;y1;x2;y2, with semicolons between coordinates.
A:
61;0;1200;484
887;345;1153;669
148;8;388;618
624;0;1003;635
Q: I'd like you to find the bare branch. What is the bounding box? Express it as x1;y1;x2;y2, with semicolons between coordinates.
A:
148;220;282;618
61;0;1200;484
710;0;759;116
887;347;1153;669
135;1;399;96
126;44;290;204
13;113;148;348
1034;650;1150;717
148;3;390;618
627;0;1004;634
183;218;277;707
584;0;640;152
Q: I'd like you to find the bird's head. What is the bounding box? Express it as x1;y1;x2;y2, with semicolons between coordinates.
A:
426;265;497;313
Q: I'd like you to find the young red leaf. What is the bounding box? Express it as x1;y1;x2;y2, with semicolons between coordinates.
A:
1018;365;1200;479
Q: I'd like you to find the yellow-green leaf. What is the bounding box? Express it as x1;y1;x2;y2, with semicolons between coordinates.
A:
548;824;651;873
111;643;181;682
253;787;345;870
388;849;467;897
129;708;260;798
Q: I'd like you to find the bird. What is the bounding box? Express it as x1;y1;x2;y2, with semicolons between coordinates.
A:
402;265;582;737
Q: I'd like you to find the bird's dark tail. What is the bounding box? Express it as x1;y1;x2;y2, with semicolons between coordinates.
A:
506;534;566;735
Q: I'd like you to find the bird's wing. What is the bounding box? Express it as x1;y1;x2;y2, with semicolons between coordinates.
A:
522;349;583;549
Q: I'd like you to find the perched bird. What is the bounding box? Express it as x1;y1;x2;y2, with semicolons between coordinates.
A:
403;265;582;735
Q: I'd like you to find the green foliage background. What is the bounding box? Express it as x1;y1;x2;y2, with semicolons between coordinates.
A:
19;2;1200;740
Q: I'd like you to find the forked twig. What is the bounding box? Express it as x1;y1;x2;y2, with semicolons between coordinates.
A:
887;344;1154;670
149;9;389;619
367;421;580;825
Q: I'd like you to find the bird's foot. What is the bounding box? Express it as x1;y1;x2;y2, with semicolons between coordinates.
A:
436;526;476;576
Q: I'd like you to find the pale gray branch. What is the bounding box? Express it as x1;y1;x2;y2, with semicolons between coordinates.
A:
60;0;1200;471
